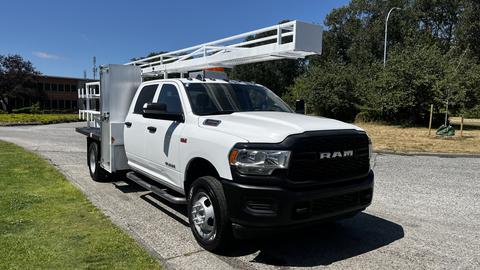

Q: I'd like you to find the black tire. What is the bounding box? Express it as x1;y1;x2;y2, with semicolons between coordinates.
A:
187;176;233;252
87;141;110;182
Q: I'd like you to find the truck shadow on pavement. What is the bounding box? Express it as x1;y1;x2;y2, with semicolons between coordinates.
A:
227;213;404;267
115;180;404;267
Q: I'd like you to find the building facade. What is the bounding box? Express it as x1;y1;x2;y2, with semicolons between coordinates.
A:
35;75;96;111
10;75;96;112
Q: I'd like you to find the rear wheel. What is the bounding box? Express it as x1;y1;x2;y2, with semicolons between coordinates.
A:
187;176;232;252
87;141;110;181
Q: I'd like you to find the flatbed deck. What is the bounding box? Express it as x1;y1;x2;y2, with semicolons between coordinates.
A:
75;126;101;141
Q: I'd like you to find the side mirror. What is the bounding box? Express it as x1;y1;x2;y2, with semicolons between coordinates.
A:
295;99;305;114
142;103;184;122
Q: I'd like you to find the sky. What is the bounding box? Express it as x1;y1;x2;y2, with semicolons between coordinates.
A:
0;0;349;78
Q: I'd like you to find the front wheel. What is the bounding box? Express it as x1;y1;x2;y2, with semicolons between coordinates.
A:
87;141;110;182
187;176;233;252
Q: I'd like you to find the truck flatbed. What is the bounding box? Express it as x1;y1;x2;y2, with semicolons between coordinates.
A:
76;126;101;141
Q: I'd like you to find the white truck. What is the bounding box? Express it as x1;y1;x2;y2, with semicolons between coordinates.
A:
76;21;374;252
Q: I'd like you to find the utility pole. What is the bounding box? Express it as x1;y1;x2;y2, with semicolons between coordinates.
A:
93;56;97;80
383;7;401;67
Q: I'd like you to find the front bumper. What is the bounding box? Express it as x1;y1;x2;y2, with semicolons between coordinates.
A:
222;170;374;236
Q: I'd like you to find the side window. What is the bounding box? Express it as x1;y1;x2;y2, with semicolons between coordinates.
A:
133;84;158;114
157;84;183;113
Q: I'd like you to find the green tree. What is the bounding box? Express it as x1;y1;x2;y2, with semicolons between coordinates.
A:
230;59;304;97
455;0;480;60
0;55;40;113
289;61;361;121
360;44;447;123
288;0;480;124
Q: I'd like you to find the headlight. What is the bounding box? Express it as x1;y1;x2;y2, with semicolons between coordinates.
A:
229;148;291;175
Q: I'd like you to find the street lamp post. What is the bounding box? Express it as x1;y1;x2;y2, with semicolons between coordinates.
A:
383;7;401;67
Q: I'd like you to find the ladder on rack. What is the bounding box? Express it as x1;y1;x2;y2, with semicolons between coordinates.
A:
126;20;322;77
77;20;322;124
78;82;101;128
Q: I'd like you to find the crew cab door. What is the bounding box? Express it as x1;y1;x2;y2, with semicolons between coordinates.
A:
124;83;160;166
144;82;185;189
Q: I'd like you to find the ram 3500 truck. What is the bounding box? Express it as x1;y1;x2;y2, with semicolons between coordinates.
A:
76;21;373;252
79;72;373;252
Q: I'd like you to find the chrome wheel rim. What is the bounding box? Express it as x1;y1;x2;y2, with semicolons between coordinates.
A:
191;191;216;241
89;145;96;173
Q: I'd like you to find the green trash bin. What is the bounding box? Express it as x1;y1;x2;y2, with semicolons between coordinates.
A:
436;124;455;136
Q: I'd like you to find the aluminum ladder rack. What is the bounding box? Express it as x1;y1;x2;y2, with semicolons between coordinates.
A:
125;20;322;77
78;81;101;128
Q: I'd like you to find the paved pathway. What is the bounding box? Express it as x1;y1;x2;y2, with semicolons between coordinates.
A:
1;122;478;269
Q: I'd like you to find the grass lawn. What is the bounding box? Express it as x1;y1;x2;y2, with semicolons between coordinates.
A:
0;141;161;269
357;122;480;154
0;113;79;125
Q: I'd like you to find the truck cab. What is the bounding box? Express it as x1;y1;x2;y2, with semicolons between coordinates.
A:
120;78;374;251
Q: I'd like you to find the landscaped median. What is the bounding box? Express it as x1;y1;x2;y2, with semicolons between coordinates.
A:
357;122;480;154
0;113;79;125
0;141;161;269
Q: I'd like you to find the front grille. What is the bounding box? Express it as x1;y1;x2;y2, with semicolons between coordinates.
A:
312;192;359;215
292;188;373;219
288;131;370;183
311;189;372;216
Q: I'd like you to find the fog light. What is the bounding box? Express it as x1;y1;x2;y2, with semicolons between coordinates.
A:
293;202;311;219
245;200;276;216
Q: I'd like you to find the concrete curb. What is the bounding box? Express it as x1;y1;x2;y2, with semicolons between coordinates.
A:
0;121;81;127
375;150;480;158
0;122;44;126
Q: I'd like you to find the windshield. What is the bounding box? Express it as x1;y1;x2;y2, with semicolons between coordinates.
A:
183;82;293;115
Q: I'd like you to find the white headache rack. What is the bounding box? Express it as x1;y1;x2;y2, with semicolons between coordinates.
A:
126;20;322;77
78;81;101;128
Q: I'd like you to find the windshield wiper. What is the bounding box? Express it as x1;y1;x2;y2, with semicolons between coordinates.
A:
201;110;236;116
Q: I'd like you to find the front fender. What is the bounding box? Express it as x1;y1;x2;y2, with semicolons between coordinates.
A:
179;126;247;181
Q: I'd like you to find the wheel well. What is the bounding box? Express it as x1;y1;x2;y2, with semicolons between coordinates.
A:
86;138;100;163
87;137;99;148
184;158;220;194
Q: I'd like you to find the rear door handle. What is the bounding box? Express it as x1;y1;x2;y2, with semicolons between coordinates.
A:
147;126;157;133
125;122;132;127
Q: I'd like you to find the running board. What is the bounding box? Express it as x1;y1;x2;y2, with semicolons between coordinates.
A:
126;172;187;204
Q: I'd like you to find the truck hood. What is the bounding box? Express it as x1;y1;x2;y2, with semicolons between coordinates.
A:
198;111;363;143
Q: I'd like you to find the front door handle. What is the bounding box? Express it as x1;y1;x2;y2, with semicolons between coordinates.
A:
125;122;132;128
147;126;157;133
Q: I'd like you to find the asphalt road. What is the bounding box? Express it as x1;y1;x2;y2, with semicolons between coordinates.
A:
0;122;479;269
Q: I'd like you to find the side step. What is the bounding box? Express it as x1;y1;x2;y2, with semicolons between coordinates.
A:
126;172;187;205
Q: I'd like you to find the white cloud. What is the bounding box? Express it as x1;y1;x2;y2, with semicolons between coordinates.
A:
33;51;62;60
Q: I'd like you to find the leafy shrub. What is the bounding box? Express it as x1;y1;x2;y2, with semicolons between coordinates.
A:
12;106;33;113
288;62;359;122
461;105;480;118
354;108;384;123
31;102;40;114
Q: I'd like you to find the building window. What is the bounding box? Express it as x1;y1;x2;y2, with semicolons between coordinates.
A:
37;82;44;91
45;83;51;91
66;100;71;109
71;85;77;92
72;100;78;109
52;84;58;91
59;84;64;91
65;84;70;92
